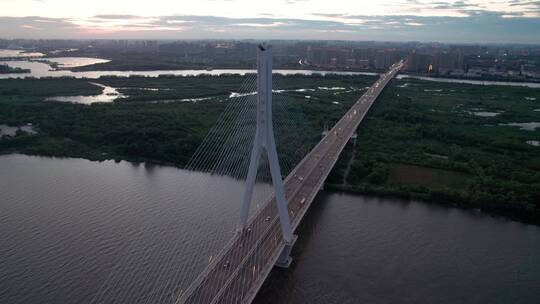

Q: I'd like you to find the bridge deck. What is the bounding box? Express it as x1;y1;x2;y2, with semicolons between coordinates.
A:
177;61;404;304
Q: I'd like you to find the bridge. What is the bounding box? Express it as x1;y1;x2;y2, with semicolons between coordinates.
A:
176;46;403;304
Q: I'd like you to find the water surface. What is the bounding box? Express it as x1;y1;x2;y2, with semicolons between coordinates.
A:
255;193;540;304
1;154;539;304
1;60;540;89
0;124;37;136
500;122;540;131
36;57;110;68
397;74;540;88
0;61;377;79
45;82;124;104
467;111;500;117
0;50;44;58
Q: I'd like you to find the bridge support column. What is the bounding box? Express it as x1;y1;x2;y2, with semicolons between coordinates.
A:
240;45;294;246
275;235;298;268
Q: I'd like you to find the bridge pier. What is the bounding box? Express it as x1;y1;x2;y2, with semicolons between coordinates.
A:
275;235;298;268
351;132;358;145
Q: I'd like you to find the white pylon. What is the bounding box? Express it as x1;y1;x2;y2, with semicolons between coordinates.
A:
239;45;293;243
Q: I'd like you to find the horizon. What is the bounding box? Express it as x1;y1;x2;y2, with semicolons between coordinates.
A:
2;37;540;46
0;0;539;44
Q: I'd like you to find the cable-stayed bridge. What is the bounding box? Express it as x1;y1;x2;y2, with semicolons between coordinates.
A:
87;45;402;304
174;47;404;304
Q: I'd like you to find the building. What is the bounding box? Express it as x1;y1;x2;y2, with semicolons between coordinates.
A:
405;52;437;73
307;46;351;67
437;49;464;75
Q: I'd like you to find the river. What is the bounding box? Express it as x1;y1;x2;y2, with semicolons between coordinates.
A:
0;60;377;79
0;154;539;303
1;60;540;89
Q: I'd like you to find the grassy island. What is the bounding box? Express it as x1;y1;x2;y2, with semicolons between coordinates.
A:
0;64;30;74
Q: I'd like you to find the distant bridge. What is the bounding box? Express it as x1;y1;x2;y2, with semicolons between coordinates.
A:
176;46;403;304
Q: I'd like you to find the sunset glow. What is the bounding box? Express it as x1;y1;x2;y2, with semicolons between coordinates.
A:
0;0;539;42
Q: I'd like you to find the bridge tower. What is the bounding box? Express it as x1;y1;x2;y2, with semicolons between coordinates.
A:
239;45;296;268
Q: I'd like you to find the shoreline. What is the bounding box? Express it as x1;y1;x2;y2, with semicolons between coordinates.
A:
2;150;538;226
43;56;540;84
1;58;540;87
1;68;539;88
325;183;540;227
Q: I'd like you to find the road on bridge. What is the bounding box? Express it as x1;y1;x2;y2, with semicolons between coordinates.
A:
177;61;404;304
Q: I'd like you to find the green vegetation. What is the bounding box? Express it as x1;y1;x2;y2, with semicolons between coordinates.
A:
0;64;30;74
326;79;540;223
1;75;539;223
0;74;371;165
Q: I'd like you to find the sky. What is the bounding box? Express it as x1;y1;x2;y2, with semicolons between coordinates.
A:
0;0;539;43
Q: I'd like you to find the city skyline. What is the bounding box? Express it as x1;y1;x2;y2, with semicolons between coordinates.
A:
0;0;539;43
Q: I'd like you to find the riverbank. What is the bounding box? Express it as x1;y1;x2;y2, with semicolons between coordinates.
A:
324;77;540;225
3;141;538;226
43;53;540;84
325;183;540;225
12;52;539;84
3;60;540;90
1;74;538;225
0;64;30;74
2;132;539;225
402;72;540;84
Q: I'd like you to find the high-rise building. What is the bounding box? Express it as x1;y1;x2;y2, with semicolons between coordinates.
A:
307;46;351;67
374;50;398;70
405;52;436;73
436;47;465;75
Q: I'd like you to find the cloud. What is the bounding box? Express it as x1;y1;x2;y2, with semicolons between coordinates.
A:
404;21;424;26
0;11;539;43
234;22;291;27
0;16;80;38
376;0;540;18
508;0;540;7
283;0;309;3
20;24;40;29
93;15;142;20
